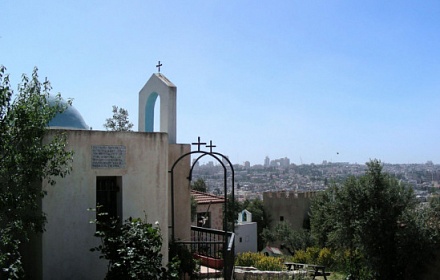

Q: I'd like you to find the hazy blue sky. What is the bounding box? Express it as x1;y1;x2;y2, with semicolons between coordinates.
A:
2;1;440;165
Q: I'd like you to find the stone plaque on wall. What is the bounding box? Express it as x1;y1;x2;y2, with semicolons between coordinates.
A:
92;145;126;169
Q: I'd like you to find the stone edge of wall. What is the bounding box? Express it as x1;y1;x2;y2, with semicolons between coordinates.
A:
234;266;304;280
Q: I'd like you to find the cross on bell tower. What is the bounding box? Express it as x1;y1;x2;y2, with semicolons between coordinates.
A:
139;63;177;143
156;61;163;73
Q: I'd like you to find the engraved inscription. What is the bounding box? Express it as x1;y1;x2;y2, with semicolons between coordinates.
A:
92;145;126;169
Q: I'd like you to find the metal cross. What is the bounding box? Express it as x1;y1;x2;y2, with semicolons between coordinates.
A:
206;140;216;153
192;136;206;152
156;61;162;73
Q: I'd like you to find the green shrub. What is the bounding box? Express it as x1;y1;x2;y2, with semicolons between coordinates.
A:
291;247;335;268
169;241;198;278
235;252;284;271
305;247;320;264
254;256;284;271
235;252;262;267
291;247;320;264
91;216;172;279
292;250;308;263
317;247;333;267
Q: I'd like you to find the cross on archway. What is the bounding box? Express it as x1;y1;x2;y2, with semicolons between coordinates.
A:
206;140;216;153
191;136;206;152
156;61;162;73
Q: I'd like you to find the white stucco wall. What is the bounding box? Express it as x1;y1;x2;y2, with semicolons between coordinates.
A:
38;130;170;280
168;144;192;241
235;222;258;254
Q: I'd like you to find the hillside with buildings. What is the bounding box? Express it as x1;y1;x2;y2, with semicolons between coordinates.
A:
192;159;440;202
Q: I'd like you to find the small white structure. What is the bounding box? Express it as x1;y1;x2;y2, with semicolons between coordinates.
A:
235;209;258;254
261;246;283;257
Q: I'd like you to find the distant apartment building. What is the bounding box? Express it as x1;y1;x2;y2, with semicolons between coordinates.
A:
282;157;290;167
244;161;251;169
264;156;270;167
270;157;290;168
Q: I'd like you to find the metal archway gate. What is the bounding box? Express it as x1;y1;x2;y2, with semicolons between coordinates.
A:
169;137;235;279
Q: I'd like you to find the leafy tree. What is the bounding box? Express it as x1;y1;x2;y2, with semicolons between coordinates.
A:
393;200;440;280
310;160;440;280
91;216;177;279
224;194;242;232
190;195;197;222
241;198;272;250
191;178;207;192
103;105;134;131
261;222;312;254
0;66;73;278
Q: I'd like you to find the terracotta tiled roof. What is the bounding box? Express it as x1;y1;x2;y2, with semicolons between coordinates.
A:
191;190;225;204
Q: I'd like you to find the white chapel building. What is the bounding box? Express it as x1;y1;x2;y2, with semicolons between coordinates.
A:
24;72;192;280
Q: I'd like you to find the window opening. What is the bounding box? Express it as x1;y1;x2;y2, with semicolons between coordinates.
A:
96;176;122;227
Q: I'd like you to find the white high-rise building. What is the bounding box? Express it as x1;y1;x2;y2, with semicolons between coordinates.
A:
264;156;270;167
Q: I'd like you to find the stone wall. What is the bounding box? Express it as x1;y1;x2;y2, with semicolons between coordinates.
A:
234;266;301;280
263;191;317;230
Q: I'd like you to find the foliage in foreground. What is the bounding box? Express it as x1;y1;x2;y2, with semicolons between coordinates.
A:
288;247;334;268
169;241;199;279
0;66;73;279
91;215;178;279
310;160;440;280
235;252;284;271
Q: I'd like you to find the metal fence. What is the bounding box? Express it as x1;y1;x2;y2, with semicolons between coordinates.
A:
175;226;235;279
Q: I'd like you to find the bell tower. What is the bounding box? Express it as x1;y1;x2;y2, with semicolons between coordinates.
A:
138;69;177;144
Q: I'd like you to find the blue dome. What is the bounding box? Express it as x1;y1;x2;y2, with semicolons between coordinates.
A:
48;97;89;130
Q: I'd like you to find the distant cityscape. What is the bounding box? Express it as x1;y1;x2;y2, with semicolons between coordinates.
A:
192;156;440;202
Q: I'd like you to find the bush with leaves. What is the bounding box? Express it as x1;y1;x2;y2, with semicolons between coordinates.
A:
235;252;284;271
191;178;208;193
235;252;263;267
168;241;199;279
254;255;284;271
0;66;73;279
289;247;334;268
261;222;312;255
103;105;134;131
224;194;242;231
310;160;440;280
91;215;176;279
289;249;307;264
